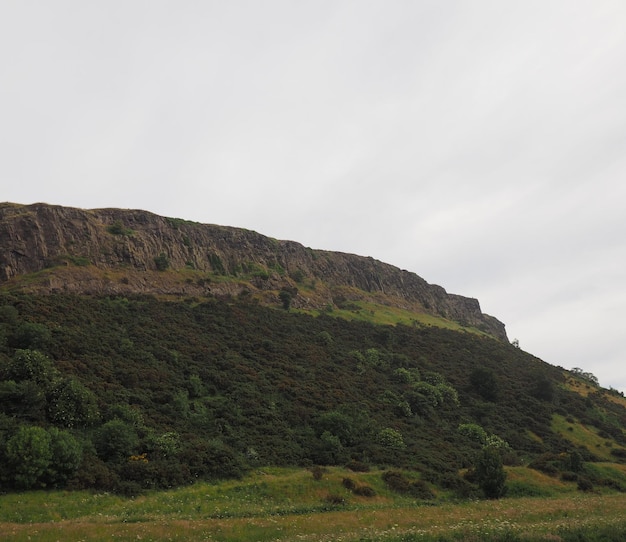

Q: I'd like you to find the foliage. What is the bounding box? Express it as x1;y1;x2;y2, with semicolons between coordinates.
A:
475;445;508;499
3;425;52;489
107;220;134;236
94;419;140;463
153;252;170;271
47;376;100;428
470;367;499;401
0;292;624;495
1;467;626;540
278;289;292;310
377;427;406;449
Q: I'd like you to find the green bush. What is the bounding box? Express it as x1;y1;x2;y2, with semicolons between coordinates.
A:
107;221;133;236
94;419;140;463
475;446;507;499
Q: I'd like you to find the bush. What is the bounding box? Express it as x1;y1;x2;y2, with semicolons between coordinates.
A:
311;466;326;481
561;471;579;482
407;479;435;500
94;419;140;462
382;470;411;492
107;221;133;236
577;476;594;492
323;493;346;506
154;253;170;271
342;477;356;490
345;459;370;472
353;485;376;497
3;425;52;489
475;446;507;499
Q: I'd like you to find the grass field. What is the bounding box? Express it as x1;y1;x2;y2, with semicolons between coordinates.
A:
1;466;626;541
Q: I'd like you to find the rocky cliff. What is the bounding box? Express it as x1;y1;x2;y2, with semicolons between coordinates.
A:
0;202;507;340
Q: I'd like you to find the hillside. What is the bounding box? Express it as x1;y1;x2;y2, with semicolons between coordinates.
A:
0;202;625;498
0;202;506;340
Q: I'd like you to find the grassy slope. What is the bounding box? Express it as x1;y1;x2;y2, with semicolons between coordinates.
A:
1;467;626;541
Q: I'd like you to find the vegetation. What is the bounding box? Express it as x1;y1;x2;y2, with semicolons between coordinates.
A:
1;467;626;541
106;220;134;236
0;291;624;499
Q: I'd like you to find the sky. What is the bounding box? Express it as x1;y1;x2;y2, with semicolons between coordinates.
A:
1;1;626;391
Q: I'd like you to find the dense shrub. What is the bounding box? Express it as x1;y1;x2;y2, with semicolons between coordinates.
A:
345;459;370;472
475;446;507;499
342;477;356;490
353;485;376;497
577;476;594;492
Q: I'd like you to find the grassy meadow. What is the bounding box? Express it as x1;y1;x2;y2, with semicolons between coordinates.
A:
2;466;626;541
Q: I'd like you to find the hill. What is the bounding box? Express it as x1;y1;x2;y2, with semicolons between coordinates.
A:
0;202;625;498
0;202;505;339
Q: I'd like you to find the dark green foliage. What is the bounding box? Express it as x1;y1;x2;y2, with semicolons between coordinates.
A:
0;292;624;494
9;322;52;350
2;425;52;489
44;427;83;487
278;290;292;310
4;349;56;384
475;446;507;499
470;367;499;402
94;419;140;462
47;377;100;428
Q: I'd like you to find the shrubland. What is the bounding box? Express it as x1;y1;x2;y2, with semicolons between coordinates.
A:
0;292;625;500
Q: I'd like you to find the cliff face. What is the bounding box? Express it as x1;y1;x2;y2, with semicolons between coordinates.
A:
0;202;507;341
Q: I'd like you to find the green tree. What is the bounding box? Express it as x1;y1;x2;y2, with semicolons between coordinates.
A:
377;427;406;449
5;349;58;385
45;427;83;487
94;419;140;462
9;322;52;351
475;445;507;499
4;425;52;489
278;290;292;311
47;377;100;428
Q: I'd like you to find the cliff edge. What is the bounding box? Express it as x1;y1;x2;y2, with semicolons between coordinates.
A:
0;202;507;341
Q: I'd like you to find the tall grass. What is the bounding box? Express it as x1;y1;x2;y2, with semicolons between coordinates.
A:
2;467;626;541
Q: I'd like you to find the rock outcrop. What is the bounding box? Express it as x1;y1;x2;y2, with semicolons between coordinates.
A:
0;202;507;341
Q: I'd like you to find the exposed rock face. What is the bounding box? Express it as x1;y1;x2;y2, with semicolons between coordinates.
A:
0;202;507;340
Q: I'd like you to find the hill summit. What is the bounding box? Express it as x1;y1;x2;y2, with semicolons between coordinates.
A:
0;202;506;340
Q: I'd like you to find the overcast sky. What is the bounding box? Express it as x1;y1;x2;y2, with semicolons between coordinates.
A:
2;1;625;391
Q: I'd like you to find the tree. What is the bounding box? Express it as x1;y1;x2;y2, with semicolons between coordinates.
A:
47;377;100;428
475;445;507;499
377;427;406;449
94;419;140;462
278;290;292;311
4;425;52;489
5;349;58;385
44;427;83;487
